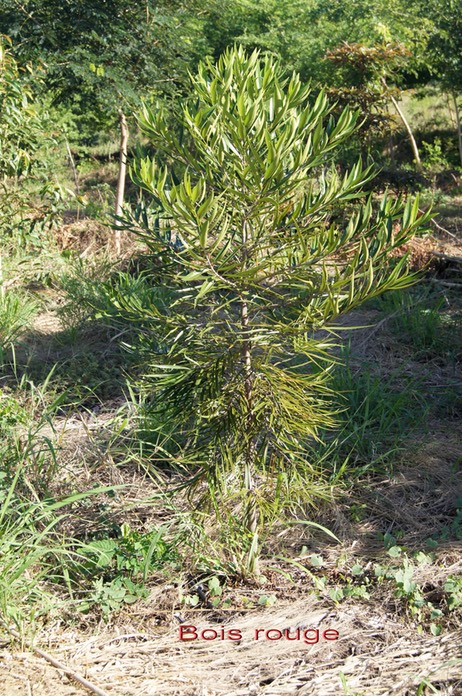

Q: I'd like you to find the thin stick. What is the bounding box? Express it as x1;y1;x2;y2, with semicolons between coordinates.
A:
430;250;462;264
114;109;129;256
453;92;462;167
386;82;422;172
420;210;459;240
0;253;4;301
429;278;462;288
1;623;109;696
66;139;80;196
356;309;402;350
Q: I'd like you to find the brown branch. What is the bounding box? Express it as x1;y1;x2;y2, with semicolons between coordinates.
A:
356;309;402;350
429;278;462;288
430;250;462;265
115;109;129;255
1;623;109;696
420;209;459;240
385;79;422;172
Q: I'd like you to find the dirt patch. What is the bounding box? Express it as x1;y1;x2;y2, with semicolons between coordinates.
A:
0;649;84;695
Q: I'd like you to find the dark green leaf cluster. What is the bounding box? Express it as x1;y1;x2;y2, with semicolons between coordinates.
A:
0;0;208;128
0;37;50;178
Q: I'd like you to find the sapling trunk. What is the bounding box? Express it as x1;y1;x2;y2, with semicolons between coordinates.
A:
453;93;462;168
115;109;128;255
388;88;423;172
241;297;258;535
240;221;259;573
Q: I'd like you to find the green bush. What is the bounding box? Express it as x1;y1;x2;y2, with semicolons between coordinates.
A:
113;47;431;572
0;37;70;246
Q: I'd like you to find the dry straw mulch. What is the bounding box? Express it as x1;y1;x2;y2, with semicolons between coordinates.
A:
2;597;460;696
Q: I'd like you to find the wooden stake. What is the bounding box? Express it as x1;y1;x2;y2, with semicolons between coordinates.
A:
383;79;423;173
389;92;423;173
114;109;128;256
452;93;462;168
65;139;79;196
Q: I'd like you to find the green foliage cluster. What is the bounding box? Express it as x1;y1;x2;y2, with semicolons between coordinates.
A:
203;0;431;85
76;523;175;580
66;523;176;617
0;36;69;246
424;0;462;95
0;37;46;178
322;543;461;635
0;0;207;130
0;291;37;357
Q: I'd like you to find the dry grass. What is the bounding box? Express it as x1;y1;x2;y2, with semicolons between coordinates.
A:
1;402;460;695
0;597;460;695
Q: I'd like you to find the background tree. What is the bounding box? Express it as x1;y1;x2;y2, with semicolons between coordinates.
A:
0;0;207;133
110;47;432;572
203;0;432;86
0;36;46;179
423;0;462;165
0;36;63;245
201;1;436;170
325;42;423;169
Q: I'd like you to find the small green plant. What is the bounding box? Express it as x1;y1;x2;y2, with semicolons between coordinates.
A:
0;392;29;431
443;575;462;611
0;290;37;354
416;676;441;695
208;575;223;604
339;672;362;696
116;46;431;573
181;575;234;609
329;582;371;602
82;576;149;617
258;594;277;607
426;502;462;544
73;523;176;583
422;138;450;171
81;181;114;221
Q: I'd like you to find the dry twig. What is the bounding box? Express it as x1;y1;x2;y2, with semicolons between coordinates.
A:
1;623;109;696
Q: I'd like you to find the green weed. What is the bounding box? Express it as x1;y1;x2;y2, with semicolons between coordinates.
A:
0;290;37;356
313;351;427;479
320;542;460;634
375;287;462;363
0;457;119;632
80;576;149;617
72;522;177;582
427;502;462;544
